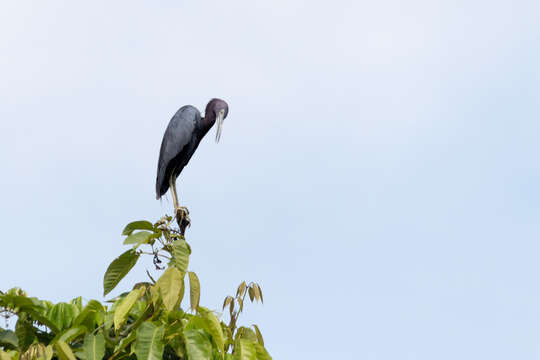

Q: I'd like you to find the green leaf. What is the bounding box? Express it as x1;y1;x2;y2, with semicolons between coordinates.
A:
233;339;256;360
55;341;76;360
236;327;257;343
0;293;34;309
69;297;83;313
0;329;18;349
184;329;212;360
163;320;185;357
18;305;60;333
222;323;233;351
185;315;208;332
134;322;165;360
15;319;35;351
73;350;86;360
114;287;144;330
199;308;225;353
156;267;184;312
46;303;76;331
188;271;201;312
103;311;113;331
254;343;272;360
0;350;14;360
150;285;160;308
252;325;264;346
51;326;87;345
128;291;148;317
122;221;154;235
112;331;136;356
103;249;140;296
82;333;105;360
170;239;190;273
73;300;104;328
123;231;153;245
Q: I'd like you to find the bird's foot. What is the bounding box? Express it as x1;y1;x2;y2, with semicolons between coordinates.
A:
175;206;190;222
174;206;191;235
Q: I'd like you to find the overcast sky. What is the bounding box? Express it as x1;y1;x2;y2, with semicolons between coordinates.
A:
1;1;540;359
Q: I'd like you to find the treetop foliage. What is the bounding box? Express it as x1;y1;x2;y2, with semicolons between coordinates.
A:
0;215;271;360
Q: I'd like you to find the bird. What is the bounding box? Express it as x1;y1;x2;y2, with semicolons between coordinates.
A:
156;98;229;228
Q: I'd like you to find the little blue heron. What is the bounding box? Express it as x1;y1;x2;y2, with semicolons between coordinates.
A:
156;98;229;227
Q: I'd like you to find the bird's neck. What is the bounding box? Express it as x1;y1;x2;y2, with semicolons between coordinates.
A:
200;112;216;135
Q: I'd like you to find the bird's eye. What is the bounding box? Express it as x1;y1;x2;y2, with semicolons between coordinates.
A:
219;109;225;115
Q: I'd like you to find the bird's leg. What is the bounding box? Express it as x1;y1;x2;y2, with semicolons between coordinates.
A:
169;175;190;233
169;176;189;215
169;175;180;209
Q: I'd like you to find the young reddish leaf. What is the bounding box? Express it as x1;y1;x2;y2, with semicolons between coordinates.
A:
236;282;247;299
255;284;264;304
222;296;234;311
251;285;260;303
237;297;244;313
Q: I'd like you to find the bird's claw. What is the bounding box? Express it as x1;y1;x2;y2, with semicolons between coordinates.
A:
174;206;191;235
175;206;190;221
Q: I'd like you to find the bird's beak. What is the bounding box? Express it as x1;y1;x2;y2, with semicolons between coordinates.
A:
215;111;224;143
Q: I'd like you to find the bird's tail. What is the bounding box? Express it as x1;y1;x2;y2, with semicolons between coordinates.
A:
156;166;165;200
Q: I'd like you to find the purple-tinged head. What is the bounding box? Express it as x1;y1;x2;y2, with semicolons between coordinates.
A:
205;98;229;143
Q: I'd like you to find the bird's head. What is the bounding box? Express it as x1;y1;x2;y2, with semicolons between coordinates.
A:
206;98;229;143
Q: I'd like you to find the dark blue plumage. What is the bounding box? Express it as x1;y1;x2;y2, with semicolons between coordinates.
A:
156;98;229;201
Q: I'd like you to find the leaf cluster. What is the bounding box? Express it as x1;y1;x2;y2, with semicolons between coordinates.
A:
0;217;271;360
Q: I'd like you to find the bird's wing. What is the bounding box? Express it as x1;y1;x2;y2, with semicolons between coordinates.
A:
156;105;200;199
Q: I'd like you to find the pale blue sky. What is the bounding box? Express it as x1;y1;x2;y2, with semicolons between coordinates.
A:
1;1;540;359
